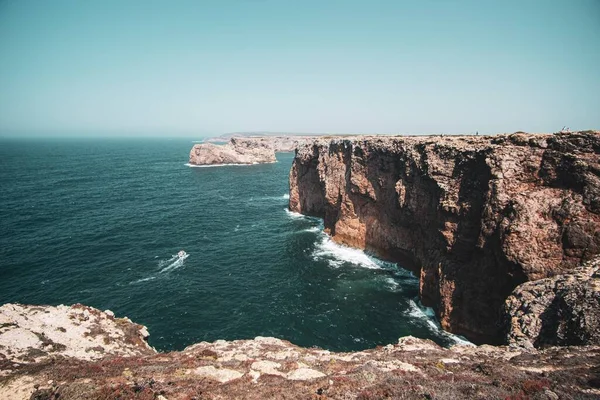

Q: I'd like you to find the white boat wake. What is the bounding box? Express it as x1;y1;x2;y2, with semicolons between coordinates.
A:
159;251;189;273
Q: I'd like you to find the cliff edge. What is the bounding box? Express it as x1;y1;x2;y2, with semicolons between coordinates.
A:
204;135;314;152
289;131;600;344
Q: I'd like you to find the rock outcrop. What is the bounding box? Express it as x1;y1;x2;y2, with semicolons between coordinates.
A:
0;304;155;368
504;256;600;348
189;138;277;165
1;305;599;399
289;131;600;344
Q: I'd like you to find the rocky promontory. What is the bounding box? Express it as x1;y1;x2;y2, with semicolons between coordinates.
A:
189;138;277;166
504;256;600;349
289;131;600;344
1;304;599;399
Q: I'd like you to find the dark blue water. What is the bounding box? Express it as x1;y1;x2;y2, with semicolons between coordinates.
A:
0;138;465;351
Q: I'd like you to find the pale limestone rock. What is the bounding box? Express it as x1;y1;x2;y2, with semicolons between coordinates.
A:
250;360;285;377
287;368;326;380
0;303;155;363
189;138;276;166
193;366;243;383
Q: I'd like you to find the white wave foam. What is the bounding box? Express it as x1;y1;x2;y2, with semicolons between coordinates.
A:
312;235;381;270
250;194;289;203
301;226;321;233
185;161;277;168
384;277;401;291
406;300;473;346
282;193;290;199
130;276;156;284
284;207;307;219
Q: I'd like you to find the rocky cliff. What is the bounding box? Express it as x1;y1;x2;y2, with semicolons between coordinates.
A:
1;304;599;399
189;138;277;166
289;131;600;344
504;256;600;348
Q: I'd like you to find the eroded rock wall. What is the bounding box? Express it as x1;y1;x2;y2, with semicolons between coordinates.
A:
289;131;600;343
504;256;600;348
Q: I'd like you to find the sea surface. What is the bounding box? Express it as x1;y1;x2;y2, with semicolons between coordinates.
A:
0;138;467;352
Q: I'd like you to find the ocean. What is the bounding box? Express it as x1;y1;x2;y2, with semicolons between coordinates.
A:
0;138;466;352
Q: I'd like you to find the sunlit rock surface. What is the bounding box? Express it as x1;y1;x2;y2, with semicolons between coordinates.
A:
189;138;277;165
0;303;155;367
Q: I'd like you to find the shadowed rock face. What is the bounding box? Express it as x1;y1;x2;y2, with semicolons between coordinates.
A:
504;256;600;348
189;138;277;165
289;131;600;344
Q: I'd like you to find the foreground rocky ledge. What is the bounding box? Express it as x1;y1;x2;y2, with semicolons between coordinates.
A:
189;138;277;166
289;131;600;344
1;305;599;399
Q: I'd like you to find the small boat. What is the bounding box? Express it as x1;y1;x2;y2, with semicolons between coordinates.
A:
177;250;187;259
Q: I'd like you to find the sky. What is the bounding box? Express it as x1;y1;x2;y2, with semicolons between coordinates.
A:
0;0;599;137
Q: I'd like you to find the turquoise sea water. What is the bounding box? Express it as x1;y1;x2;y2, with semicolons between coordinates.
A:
0;138;464;352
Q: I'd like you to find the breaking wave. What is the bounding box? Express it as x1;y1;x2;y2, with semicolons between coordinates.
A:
312;234;382;270
406;300;473;346
284;207;308;219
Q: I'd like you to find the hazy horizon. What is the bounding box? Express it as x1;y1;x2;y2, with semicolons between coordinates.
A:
1;0;599;138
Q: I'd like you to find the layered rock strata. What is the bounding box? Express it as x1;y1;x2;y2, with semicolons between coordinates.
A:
504;256;600;348
289;131;600;344
1;305;599;399
189;138;276;165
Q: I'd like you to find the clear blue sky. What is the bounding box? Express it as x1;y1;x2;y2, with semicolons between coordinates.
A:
0;0;598;137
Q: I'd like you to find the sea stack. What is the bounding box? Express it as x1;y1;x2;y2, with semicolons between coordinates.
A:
289;131;600;344
189;137;277;166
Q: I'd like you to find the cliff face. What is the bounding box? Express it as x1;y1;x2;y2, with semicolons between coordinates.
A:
289;131;600;344
189;138;276;165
